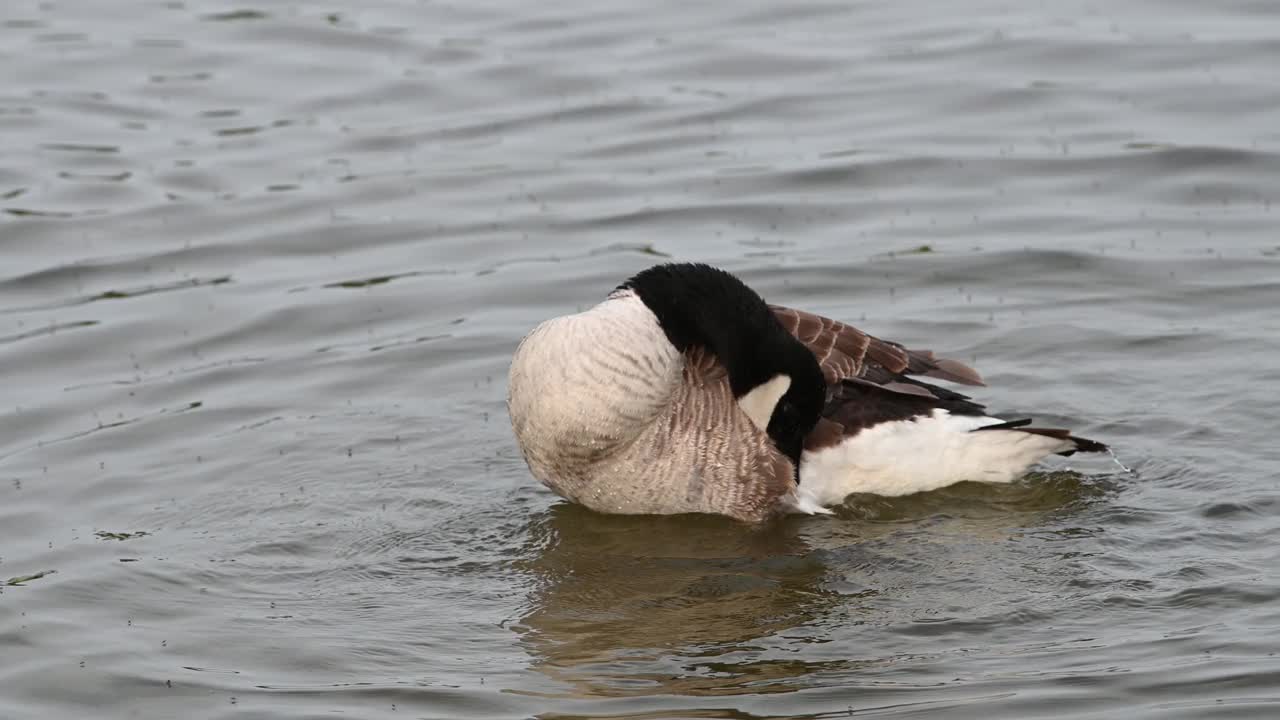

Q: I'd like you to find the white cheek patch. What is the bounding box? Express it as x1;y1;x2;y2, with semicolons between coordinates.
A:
737;374;791;431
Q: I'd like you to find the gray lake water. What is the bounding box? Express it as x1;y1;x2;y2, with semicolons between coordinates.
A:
3;1;1279;718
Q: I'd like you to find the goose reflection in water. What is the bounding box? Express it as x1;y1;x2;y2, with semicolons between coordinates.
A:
508;503;868;700
505;471;1111;704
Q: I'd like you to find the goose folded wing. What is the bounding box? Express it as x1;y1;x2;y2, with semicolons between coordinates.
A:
770;305;1107;456
769;305;985;395
770;304;992;446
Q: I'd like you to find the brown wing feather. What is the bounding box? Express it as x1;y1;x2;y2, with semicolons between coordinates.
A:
770;305;985;393
772;305;1107;457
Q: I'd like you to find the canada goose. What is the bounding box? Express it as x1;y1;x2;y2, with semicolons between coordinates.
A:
507;263;1107;523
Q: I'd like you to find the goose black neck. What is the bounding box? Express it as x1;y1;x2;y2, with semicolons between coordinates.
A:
618;263;792;397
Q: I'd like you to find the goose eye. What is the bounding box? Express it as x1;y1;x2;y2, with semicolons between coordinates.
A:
775;399;797;423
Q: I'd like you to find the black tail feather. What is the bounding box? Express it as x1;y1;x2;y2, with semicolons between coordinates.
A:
972;418;1033;431
973;419;1109;456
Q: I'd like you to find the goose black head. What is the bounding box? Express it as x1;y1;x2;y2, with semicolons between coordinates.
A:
731;329;825;470
619;262;827;469
761;335;826;468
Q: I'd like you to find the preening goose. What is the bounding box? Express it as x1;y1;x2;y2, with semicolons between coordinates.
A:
506;263;1107;523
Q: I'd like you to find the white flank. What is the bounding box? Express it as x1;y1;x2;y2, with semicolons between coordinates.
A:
737;374;791;431
794;409;1076;509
